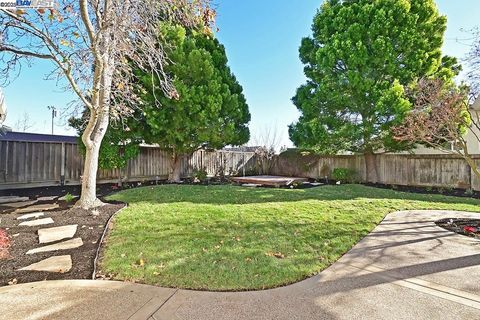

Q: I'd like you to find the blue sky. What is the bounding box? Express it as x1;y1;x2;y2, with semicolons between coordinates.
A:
2;0;479;147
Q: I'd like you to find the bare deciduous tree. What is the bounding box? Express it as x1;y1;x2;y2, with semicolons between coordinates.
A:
0;0;214;208
14;112;35;132
393;78;480;180
250;123;284;175
467;27;480;96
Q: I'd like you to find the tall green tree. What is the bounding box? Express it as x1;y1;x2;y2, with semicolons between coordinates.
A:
289;0;459;182
135;24;250;182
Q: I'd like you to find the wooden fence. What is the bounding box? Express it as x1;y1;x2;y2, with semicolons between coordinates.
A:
2;138;480;191
0;140;258;190
271;152;480;191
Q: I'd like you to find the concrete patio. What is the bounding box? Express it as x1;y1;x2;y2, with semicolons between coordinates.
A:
1;210;479;320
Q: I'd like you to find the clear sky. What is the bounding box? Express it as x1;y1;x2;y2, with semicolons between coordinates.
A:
2;0;479;148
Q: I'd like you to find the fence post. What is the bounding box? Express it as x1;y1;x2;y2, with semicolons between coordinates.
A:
60;142;65;186
242;151;245;177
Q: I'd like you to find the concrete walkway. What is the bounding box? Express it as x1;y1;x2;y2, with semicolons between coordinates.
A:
1;210;480;320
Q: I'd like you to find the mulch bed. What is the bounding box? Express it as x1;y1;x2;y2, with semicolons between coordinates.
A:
365;182;480;199
0;200;124;287
436;218;480;239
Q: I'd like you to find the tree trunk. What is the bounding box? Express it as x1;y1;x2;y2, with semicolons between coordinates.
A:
168;153;183;183
76;45;114;208
364;150;379;184
79;142;104;209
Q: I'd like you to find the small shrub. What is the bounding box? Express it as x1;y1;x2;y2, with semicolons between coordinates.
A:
425;186;433;192
465;188;475;197
193;167;208;183
332;168;357;183
444;185;454;193
63;193;75;203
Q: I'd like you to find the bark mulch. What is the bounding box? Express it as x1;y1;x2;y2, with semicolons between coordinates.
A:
436;218;480;239
0;200;124;287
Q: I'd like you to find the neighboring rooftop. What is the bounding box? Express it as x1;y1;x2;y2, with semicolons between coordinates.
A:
222;146;262;152
0;131;78;143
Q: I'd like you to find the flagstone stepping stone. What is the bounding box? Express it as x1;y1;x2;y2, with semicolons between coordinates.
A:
15;203;59;214
0;196;30;204
36;196;59;201
3;200;38;209
58;195;79;201
19;218;54;227
38;225;77;244
242;183;262;188
26;238;83;255
18;255;72;273
17;212;45;220
310;182;324;186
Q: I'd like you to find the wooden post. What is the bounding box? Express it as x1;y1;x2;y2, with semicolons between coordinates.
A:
60;142;65;186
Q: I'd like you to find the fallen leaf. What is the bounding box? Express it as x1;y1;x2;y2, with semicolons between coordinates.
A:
265;252;285;259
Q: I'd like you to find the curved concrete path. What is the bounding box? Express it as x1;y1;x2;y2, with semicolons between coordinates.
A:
1;210;480;320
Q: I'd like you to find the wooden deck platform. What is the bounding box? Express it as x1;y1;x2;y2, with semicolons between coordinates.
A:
230;175;309;187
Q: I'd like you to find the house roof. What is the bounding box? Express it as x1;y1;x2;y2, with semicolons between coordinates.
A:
0;131;78;143
222;146;262;152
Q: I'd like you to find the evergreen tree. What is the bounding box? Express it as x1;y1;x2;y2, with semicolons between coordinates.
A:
289;0;459;182
136;24;250;181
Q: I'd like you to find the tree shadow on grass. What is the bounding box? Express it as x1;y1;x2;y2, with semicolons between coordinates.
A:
108;184;480;207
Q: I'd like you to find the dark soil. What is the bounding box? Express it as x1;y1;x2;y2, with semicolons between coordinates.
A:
436;218;480;239
0;179;231;200
0;201;124;287
0;183;129;200
364;182;480;199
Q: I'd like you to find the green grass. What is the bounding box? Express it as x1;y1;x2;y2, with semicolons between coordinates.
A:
101;184;480;291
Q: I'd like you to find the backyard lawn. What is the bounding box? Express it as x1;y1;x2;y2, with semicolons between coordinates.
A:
101;184;480;291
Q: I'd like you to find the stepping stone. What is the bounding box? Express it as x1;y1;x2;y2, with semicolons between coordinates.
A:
37;196;59;201
38;225;77;244
3;200;38;209
242;183;262;188
15;203;59;214
0;196;29;204
58;195;79;201
26;238;83;255
19;218;54;227
310;182;324;186
17;212;45;220
18;255;72;273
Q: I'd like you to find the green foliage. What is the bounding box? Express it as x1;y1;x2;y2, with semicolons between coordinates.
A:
193;167;208;182
134;24;250;158
289;0;460;154
69;115;140;170
63;193;75;203
332;168;357;183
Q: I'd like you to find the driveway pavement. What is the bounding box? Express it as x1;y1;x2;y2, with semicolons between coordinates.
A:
1;210;480;320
